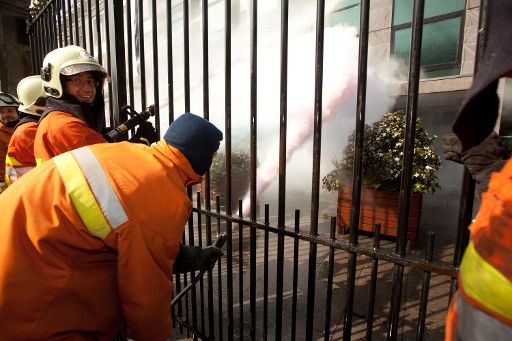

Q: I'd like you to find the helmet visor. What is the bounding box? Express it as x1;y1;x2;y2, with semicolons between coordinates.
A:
61;63;108;78
0;93;20;106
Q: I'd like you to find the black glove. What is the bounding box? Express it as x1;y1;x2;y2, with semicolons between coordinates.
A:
129;121;159;146
442;133;463;163
172;244;224;274
443;132;507;196
100;127;113;142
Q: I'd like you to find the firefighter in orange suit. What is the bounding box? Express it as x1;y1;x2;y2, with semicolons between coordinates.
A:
0;92;19;192
35;45;158;164
0;112;223;340
443;2;512;339
5;76;47;185
34;45;108;164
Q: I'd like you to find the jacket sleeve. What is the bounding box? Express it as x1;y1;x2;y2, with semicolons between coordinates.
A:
49;116;106;155
114;219;181;341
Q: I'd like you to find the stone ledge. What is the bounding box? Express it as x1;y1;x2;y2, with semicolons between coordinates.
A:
393;75;473;96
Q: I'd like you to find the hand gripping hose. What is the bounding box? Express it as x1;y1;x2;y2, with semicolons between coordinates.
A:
171;233;226;308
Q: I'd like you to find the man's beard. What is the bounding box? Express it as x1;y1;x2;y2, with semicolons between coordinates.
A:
2;118;19;127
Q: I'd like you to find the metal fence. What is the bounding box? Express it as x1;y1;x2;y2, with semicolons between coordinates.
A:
28;0;486;340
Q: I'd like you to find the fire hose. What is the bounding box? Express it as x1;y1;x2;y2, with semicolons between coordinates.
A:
105;104;156;142
172;233;226;308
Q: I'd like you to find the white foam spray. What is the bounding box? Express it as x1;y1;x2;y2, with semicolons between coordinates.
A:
134;1;404;225
238;23;401;218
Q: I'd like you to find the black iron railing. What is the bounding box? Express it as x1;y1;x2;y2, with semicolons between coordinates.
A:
27;0;486;340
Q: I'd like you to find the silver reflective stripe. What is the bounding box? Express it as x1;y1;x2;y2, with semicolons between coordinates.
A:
71;147;128;229
6;166;34;183
14;166;34;176
455;292;512;341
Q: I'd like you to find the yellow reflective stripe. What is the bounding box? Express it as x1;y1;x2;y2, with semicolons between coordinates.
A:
54;152;112;240
5;155;22;166
140;137;150;146
460;241;512;320
71;147;128;229
36;158;44;166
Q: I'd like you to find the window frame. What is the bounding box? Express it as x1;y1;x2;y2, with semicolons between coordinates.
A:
328;2;361;31
390;9;466;73
332;2;360;14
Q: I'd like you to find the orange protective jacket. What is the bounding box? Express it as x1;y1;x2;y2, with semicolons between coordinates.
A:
5;120;38;185
445;158;512;340
0;140;201;340
0;122;14;187
34;110;105;164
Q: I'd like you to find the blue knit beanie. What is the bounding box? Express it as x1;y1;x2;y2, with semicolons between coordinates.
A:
164;113;223;175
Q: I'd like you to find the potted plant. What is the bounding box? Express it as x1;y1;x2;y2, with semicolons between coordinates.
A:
322;111;441;248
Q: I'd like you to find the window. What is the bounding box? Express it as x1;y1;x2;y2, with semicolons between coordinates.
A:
326;0;361;31
392;0;465;78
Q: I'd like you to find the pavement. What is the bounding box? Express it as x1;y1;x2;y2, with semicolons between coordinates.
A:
173;221;455;340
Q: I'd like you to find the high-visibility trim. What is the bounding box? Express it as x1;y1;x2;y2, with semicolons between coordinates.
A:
54;147;128;239
5;169;13;185
71;147;128;229
455;292;512;340
459;241;512;321
13;166;34;176
54;152;111;239
36;158;44;166
5;166;34;186
5;155;22;166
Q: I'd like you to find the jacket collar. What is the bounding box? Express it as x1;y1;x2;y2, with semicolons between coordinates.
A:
39;97;104;132
14;115;38;131
40;97;87;123
151;140;202;187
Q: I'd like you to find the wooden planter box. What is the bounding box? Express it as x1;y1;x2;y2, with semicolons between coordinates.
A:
337;187;423;249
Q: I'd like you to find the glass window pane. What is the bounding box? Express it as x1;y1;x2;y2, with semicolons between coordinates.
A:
393;0;465;25
327;5;360;30
393;28;411;61
393;17;462;76
422;18;461;66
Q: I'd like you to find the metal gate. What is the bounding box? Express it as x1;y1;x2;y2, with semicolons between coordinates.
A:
27;0;486;339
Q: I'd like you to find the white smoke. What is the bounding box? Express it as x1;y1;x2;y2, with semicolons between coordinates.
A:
137;1;403;224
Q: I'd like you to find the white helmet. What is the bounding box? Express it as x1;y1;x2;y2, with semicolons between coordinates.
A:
17;75;47;116
40;45;108;98
0;92;20;108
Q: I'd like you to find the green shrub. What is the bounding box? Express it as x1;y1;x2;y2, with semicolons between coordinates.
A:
209;150;251;187
322;111;441;194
